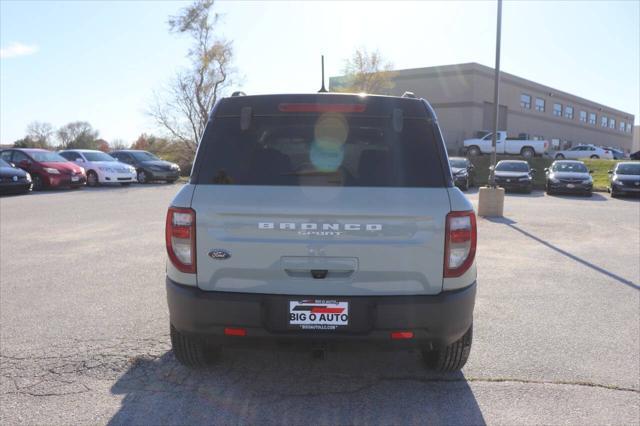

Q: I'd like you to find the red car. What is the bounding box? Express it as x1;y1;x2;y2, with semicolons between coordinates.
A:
0;148;87;190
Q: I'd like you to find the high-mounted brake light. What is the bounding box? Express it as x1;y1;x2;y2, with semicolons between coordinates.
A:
444;211;477;278
166;207;196;273
391;331;414;340
278;103;366;113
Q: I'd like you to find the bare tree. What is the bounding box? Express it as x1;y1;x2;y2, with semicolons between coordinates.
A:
333;48;396;94
26;121;55;147
109;138;129;150
149;0;233;152
56;121;99;149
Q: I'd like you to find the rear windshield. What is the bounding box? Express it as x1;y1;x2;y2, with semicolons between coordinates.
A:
496;162;529;172
195;115;446;187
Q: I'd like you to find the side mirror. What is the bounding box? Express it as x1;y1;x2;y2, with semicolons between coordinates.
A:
489;165;494;171
75;158;85;163
531;169;537;174
9;162;16;168
468;164;475;170
589;170;594;174
607;170;613;174
544;167;549;173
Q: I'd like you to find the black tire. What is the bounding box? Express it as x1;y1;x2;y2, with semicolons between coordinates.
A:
610;189;618;198
521;147;534;159
460;180;469;192
545;184;554;195
87;170;99;187
423;324;473;372
137;169;148;184
170;324;219;368
590;155;599;159
467;146;481;157
555;154;565;160
32;175;44;191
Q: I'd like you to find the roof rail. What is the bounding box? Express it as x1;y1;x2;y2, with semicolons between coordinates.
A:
231;91;247;97
402;91;418;99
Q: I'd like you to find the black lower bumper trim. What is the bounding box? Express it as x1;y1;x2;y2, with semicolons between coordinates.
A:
166;278;476;349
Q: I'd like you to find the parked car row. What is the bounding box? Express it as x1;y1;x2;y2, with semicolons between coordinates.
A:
0;148;181;195
449;157;640;198
553;144;615;160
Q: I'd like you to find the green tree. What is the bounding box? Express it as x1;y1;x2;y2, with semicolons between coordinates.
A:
149;0;233;152
332;48;396;94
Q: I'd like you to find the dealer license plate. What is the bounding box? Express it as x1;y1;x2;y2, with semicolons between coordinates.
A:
289;300;349;330
566;183;575;188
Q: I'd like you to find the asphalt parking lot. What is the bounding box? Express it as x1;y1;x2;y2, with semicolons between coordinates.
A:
1;185;638;425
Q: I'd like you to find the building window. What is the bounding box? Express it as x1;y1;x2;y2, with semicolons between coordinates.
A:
601;116;608;127
579;111;587;123
619;121;626;132
565;106;574;119
553;103;562;117
535;98;545;112
520;94;531;109
589;112;596;125
627;123;632;133
609;118;615;129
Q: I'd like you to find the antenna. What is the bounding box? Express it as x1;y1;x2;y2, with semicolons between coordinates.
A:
318;55;327;93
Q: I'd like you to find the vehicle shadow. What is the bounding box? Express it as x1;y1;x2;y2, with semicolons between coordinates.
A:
486;217;639;291
108;349;485;425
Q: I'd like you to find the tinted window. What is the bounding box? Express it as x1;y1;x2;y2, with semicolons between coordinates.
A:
12;151;31;163
495;162;529;172
195;115;447;187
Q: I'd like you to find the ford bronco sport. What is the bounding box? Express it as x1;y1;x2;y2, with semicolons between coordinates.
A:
165;93;477;371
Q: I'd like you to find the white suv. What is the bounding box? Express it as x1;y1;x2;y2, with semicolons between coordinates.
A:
165;93;477;371
58;150;137;186
554;144;613;160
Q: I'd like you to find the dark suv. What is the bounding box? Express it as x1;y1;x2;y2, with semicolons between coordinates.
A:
165;93;477;371
110;150;180;183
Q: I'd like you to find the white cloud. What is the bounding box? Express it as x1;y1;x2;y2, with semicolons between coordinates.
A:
0;42;39;59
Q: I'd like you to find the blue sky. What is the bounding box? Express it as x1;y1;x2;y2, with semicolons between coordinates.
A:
1;0;638;144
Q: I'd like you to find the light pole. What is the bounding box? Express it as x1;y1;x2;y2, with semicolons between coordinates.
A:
477;0;505;217
489;0;502;187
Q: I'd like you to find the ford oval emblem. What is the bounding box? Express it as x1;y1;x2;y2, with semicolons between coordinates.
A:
209;249;231;260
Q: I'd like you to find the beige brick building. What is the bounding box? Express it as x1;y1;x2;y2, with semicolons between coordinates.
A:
330;63;636;154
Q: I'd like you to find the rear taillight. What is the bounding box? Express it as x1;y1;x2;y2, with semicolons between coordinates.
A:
444;211;477;278
166;207;196;273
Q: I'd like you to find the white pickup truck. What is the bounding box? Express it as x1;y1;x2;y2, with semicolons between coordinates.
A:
464;131;549;159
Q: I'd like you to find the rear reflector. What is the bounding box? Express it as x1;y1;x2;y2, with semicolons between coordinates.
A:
224;327;247;336
391;331;414;340
278;103;366;113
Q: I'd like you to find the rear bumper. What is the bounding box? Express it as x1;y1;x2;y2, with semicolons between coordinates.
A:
166;278;476;349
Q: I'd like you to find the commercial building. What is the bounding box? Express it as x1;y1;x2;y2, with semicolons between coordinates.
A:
330;63;636;154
